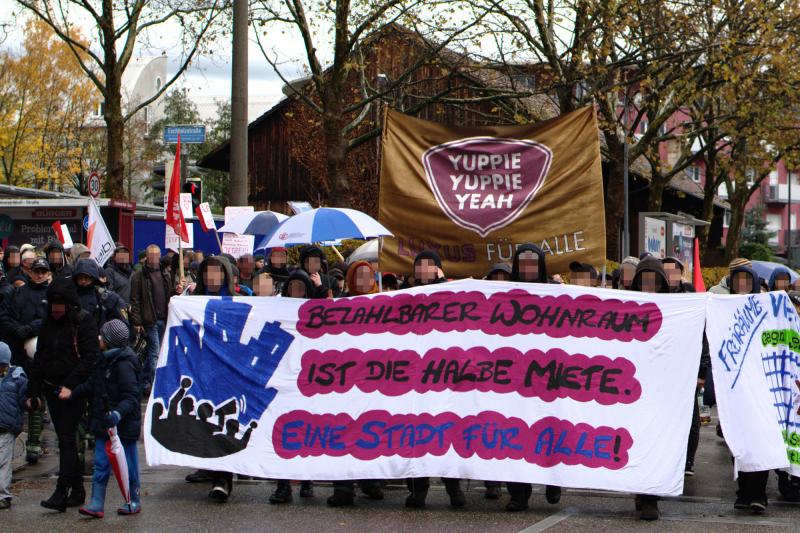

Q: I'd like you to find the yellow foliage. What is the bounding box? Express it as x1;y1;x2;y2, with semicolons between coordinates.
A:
0;18;98;191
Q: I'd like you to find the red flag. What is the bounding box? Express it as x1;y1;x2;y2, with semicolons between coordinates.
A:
165;135;189;242
51;220;64;243
692;237;706;292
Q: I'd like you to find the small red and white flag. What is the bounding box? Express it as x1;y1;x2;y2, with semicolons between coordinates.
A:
166;135;189;242
51;221;74;249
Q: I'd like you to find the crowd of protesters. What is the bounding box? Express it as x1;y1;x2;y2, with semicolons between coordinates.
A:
1;238;799;521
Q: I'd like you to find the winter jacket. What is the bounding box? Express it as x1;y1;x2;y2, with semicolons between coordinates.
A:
28;278;99;398
72;346;140;440
0;365;27;435
73;259;128;328
192;256;236;296
106;262;133;304
42;241;73;279
709;275;731;294
0;279;50;361
130;264;174;328
281;270;317;298
629;257;671;293
511;244;549;284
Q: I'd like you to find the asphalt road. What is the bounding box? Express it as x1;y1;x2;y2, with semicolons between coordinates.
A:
4;414;800;532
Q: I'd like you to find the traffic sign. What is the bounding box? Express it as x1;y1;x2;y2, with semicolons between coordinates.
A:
88;172;101;198
164;125;206;144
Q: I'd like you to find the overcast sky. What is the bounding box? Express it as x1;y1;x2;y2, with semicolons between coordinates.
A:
0;2;308;111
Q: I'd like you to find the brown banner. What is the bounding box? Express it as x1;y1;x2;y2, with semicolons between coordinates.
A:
379;107;606;278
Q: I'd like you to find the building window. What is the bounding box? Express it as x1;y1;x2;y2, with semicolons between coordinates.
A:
723;210;731;228
717;183;728;198
745;169;756;187
143;106;149;125
156;77;162;93
640;119;649;134
93;102;105;117
688;166;701;183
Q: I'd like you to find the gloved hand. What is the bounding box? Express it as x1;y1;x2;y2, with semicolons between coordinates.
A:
104;411;121;429
15;324;33;339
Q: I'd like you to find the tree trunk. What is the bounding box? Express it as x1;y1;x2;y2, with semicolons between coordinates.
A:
698;188;716;254
647;174;666;211
322;94;351;207
104;90;125;200
724;190;747;261
604;156;625;261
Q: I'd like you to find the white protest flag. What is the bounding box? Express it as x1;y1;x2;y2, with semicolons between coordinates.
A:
87;197;115;266
145;281;706;496
706;292;795;475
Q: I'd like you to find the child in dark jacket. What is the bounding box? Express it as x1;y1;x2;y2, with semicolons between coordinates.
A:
71;319;142;518
0;341;27;509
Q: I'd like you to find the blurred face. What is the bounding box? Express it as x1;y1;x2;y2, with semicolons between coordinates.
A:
415;258;438;284
488;270;511;281
621;264;636;288
354;265;375;294
640;271;662;293
774;273;791;291
75;273;93;287
21;253;35;272
48;249;63;268
239;256;254;277
663;262;682;288
115;251;129;265
571;271;594;287
270;250;287;269
732;272;751;294
288;279;307;298
304;255;321;274
147;247;161;268
193;251;204;262
517;251;539;282
6;251;19;268
204;264;225;294
30;268;49;284
50;303;66;319
253;273;275;297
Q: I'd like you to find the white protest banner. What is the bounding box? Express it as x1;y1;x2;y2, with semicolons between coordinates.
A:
180;193;193;219
87;197;115;266
145;280;705;496
225;205;254;225
706;292;796;475
221;233;254;258
165;222;193;252
196;202;216;232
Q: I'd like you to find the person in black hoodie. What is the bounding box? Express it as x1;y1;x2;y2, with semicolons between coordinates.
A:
402;251;466;510
43;241;73;279
266;247;290;295
269;269;317;505
506;244;563;511
1;246;21;287
27;277;99;512
73;259;128;329
106;245;133;305
725;264;772;514
628;256;670;521
299;245;334;298
0;257;51;464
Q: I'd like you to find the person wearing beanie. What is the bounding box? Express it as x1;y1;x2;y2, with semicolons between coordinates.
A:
70;319;141;518
405;250;447;288
709;258;752;294
485;263;512;281
0;341;27;510
0;256;51;464
11;249;36;287
69;243;91;264
27;277;98;512
328;261;347;297
43;241;73;279
253;254;265;271
72;259;128;330
662;257;695;293
298;245;334;298
617;256;640;290
569;261;598;287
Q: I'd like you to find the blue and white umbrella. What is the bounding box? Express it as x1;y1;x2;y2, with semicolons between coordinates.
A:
257;208;393;249
751;260;799;283
217;211;289;236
